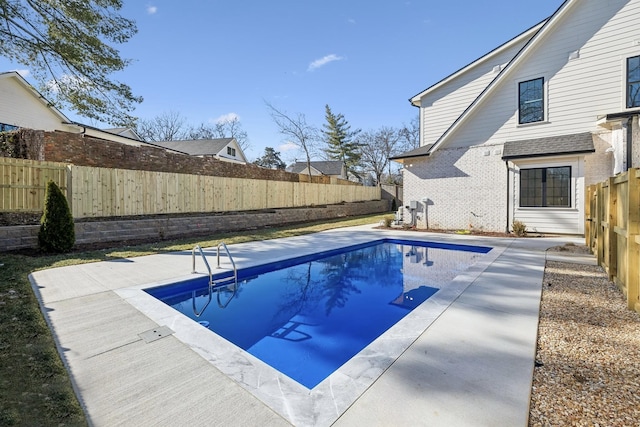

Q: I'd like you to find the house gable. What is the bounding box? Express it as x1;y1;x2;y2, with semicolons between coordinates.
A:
150;138;247;163
425;0;639;153
0;71;72;131
410;21;544;147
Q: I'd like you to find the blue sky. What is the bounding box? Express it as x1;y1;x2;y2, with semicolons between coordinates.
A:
1;1;563;162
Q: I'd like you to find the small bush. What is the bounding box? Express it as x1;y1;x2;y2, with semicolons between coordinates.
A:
383;216;393;227
38;181;75;252
512;220;527;237
390;198;397;212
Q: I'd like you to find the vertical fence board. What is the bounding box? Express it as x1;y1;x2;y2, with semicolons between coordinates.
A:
1;158;381;219
587;168;640;314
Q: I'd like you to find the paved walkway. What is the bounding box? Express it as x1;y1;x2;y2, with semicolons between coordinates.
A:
29;226;588;426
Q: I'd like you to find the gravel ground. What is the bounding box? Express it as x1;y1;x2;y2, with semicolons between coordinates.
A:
529;244;640;426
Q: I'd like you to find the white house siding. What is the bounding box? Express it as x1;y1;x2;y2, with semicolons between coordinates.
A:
419;38;532;146
509;155;586;235
402;144;507;232
447;0;640;149
0;76;64;131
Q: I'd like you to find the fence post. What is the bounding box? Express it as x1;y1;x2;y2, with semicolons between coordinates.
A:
627;169;639;311
596;182;604;266
607;177;617;282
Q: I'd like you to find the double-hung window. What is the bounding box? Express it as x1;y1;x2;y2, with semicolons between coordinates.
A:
227;146;236;156
627;55;640;108
520;166;571;208
519;77;544;124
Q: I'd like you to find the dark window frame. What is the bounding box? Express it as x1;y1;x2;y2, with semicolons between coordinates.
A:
627;55;640;108
519;166;571;208
518;77;545;124
227;146;236;156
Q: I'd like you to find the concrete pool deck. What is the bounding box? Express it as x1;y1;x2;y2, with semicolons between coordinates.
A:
29;225;588;426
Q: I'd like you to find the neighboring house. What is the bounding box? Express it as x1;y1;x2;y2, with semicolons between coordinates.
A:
392;0;640;235
287;161;347;179
149;138;247;164
0;71;151;147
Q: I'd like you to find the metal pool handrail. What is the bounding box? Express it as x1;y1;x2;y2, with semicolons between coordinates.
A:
191;243;239;317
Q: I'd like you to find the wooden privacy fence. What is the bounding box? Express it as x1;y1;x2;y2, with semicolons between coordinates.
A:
1;157;381;218
0;157;68;212
585;168;640;313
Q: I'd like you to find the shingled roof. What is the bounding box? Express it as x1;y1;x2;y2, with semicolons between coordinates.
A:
289;161;344;175
502;132;595;160
150;138;235;156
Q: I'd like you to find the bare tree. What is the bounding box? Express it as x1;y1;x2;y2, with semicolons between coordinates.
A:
359;127;401;185
135;111;188;141
185;117;250;151
399;115;420;151
265;101;318;181
214;117;250;152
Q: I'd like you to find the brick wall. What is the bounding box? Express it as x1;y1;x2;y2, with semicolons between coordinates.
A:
402;144;507;232
0;200;389;251
16;129;354;185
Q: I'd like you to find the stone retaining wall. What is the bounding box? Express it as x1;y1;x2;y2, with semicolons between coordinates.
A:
0;200;388;251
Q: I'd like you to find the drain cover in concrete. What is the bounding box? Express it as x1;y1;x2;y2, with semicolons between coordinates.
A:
139;325;174;343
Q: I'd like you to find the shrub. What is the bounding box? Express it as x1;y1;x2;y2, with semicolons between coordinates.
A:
512;220;527;237
38;181;75;252
390;198;397;212
383;216;393;227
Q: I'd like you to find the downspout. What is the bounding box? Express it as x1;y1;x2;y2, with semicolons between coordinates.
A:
505;160;510;234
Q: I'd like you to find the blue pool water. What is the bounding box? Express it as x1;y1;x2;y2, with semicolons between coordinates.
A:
146;239;491;388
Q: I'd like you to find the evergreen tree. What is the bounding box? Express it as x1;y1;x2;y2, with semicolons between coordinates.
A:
38;181;75;253
254;147;286;169
321;105;362;180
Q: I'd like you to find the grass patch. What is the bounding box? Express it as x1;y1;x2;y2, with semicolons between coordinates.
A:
0;213;386;425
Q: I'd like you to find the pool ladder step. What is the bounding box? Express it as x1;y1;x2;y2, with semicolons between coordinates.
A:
191;242;238;317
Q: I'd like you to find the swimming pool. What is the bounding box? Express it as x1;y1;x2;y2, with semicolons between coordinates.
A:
146;239;491;389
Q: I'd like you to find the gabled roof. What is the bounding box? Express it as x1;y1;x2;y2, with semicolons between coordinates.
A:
1;71;151;147
502;132;595;160
150;138;235;156
422;0;572;155
103;127;144;141
409;19;546;107
289;161;344;175
0;71;71;123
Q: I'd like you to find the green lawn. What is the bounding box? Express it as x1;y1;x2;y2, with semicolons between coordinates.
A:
0;213;387;426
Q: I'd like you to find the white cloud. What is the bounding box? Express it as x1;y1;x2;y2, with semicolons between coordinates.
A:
308;54;344;72
278;142;299;152
46;74;91;94
147;5;157;14
212;112;240;124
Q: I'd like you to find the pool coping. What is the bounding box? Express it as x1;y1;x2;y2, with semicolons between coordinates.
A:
29;225;586;426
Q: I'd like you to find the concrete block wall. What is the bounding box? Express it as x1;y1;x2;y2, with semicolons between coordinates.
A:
0;200;389;252
402;144;507;232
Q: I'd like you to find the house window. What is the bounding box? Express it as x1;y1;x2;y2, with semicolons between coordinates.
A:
627;55;640;108
0;122;18;132
520;166;571;207
227;146;236;157
519;77;544;124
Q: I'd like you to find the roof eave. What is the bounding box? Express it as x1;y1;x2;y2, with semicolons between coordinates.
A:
502;149;595;161
408;19;547;106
